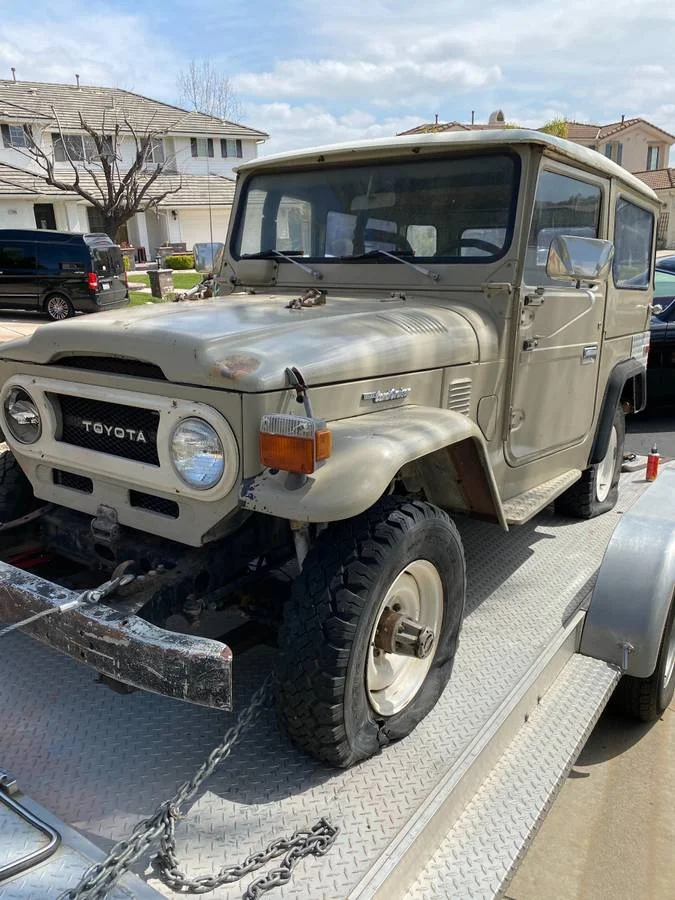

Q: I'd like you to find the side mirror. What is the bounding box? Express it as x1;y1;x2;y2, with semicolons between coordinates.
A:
193;242;225;273
546;235;614;284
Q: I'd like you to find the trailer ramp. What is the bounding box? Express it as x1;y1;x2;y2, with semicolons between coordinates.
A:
0;468;664;899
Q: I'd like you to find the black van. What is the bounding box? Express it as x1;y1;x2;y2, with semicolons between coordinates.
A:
0;229;129;320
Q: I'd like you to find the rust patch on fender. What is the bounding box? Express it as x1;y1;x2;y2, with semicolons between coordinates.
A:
213;355;260;380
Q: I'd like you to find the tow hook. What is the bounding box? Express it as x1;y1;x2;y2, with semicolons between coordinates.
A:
374;608;435;659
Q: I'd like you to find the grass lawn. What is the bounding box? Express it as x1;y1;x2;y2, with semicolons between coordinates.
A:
127;272;202;290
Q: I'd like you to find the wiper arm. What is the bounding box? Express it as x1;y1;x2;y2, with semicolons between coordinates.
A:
241;249;323;280
346;249;439;282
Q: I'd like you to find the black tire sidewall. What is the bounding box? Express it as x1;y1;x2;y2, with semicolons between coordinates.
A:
656;599;675;713
342;512;465;762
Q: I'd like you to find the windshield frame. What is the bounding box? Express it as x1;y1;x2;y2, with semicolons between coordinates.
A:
229;149;522;268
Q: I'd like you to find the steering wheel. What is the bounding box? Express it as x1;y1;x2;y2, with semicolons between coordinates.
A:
440;237;503;256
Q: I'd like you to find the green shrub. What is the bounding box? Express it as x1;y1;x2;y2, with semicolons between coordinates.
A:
164;254;194;270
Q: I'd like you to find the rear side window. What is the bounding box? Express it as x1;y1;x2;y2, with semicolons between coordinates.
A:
613;198;654;289
37;242;87;275
524;171;602;285
0;241;36;273
91;245;124;276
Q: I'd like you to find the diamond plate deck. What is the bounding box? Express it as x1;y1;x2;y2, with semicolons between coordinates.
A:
404;655;620;899
0;469;662;899
0;793;162;899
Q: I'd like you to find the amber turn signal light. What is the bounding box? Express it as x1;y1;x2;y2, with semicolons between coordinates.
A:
259;414;332;475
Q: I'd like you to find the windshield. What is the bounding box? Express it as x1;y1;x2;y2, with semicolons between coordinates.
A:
232;153;519;264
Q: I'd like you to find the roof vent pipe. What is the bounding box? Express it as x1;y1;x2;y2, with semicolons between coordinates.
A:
75;73;80;88
621;114;625;124
471;110;475;125
10;67;16;82
434;113;438;124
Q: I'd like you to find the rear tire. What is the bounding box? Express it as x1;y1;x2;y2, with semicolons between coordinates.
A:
277;498;466;767
45;293;75;321
555;407;625;518
0;449;35;522
615;598;675;721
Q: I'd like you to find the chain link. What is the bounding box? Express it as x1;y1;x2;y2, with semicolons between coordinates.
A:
58;676;338;899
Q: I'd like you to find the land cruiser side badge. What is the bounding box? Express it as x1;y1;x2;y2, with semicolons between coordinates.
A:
582;345;598;364
362;387;411;403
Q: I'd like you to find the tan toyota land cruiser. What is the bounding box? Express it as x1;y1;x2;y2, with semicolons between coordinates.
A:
0;131;658;767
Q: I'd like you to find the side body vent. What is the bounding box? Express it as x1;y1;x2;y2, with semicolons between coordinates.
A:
377;311;447;334
447;378;472;416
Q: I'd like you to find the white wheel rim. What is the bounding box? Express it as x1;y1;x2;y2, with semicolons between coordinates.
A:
663;613;675;691
596;426;618;503
48;297;70;320
366;559;443;716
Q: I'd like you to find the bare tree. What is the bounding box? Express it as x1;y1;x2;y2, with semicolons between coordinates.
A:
177;60;243;123
0;108;182;240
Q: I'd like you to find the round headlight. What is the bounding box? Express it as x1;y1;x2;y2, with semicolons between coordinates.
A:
170;417;225;489
4;387;41;444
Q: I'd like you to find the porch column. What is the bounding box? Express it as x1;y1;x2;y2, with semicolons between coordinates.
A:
134;211;151;258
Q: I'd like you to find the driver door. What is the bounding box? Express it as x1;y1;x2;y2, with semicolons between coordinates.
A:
506;167;608;466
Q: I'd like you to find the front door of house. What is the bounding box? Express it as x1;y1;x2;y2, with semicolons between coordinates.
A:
34;203;56;230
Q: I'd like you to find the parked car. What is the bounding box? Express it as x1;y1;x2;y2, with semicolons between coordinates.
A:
648;265;675;403
0;229;129;320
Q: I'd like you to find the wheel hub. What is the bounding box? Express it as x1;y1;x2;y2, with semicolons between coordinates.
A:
374;608;435;659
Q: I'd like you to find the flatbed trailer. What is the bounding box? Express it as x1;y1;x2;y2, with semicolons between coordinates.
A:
1;464;673;900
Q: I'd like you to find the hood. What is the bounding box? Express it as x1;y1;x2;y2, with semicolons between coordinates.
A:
0;293;482;391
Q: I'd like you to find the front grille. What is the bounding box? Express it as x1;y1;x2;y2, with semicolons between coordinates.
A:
129;490;179;518
53;469;93;493
56;395;160;465
52;356;166;380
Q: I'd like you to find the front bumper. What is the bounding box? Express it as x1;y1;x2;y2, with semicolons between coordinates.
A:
0;561;232;709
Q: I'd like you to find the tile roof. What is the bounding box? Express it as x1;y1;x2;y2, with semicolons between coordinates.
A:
401;117;675;143
633;168;675;191
0;167;236;207
0;79;268;139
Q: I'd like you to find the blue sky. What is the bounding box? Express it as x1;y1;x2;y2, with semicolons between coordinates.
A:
1;0;674;155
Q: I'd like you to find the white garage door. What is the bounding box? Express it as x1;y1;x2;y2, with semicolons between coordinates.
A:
178;208;231;254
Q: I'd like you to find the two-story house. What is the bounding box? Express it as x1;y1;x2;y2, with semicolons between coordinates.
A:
400;112;675;247
0;79;268;261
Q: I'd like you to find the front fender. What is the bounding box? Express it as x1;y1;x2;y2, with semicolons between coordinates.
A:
581;468;675;678
239;405;506;527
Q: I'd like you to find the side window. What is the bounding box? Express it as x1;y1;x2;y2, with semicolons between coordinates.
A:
460;227;506;257
276;196;312;253
613;198;654;290
407;225;437;256
524;171;601;285
0;242;36;273
654;270;675;300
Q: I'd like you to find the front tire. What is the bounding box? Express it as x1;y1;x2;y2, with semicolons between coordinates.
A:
45;293;75;321
555;406;625;518
0;449;35;522
277;498;466;767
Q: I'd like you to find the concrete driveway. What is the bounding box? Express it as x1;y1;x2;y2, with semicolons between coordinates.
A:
0;311;45;344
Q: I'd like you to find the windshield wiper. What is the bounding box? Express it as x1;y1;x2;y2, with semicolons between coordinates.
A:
345;249;439;282
241;248;323;280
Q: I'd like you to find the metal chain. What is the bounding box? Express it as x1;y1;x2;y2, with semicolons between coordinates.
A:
58;676;338;899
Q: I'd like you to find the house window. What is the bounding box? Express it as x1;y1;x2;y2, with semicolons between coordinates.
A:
190;137;214;158
220;138;243;158
1;123;32;149
52;133;113;163
604;142;623;165
646;145;660;170
613;198;654;289
147;139;165;164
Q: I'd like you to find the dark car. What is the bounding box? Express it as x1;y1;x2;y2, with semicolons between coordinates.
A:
648;266;675;403
0;229;129;321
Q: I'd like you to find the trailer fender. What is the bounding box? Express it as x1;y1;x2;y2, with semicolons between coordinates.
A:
240;405;507;528
580;469;675;677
